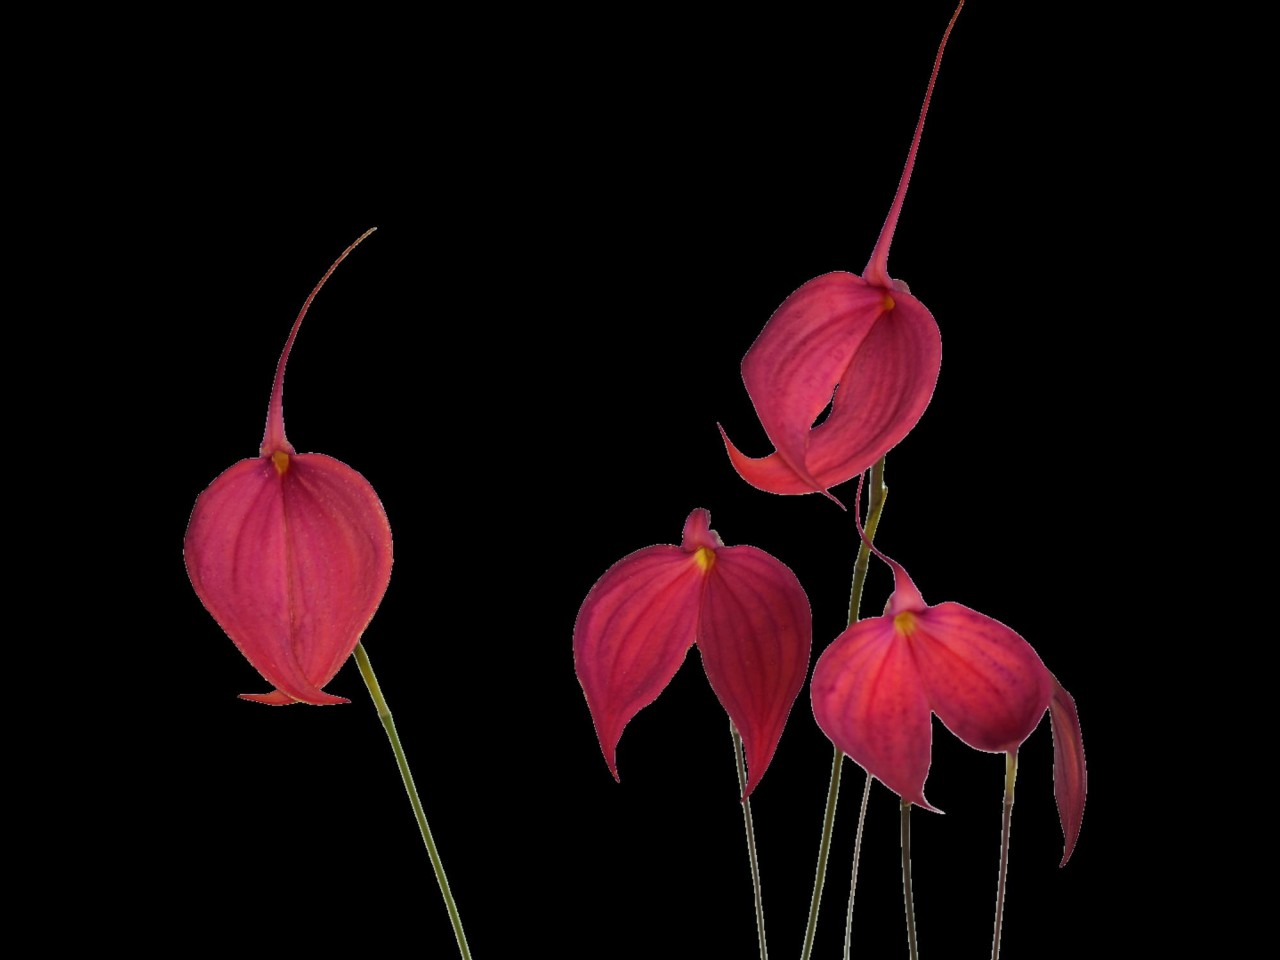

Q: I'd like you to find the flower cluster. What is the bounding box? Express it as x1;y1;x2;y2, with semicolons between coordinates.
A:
573;0;1085;866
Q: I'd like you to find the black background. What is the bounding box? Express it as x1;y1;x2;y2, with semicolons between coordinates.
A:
69;3;1195;956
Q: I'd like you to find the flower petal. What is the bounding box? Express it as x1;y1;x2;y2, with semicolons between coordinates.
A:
697;545;811;797
184;452;393;705
681;507;723;552
739;273;885;484
811;617;937;810
722;279;941;500
573;545;703;781
718;425;821;497
907;602;1053;753
1048;679;1086;866
798;291;941;488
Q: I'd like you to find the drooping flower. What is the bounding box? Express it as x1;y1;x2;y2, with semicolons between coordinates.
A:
574;508;811;797
719;3;967;504
184;230;392;705
810;547;1086;862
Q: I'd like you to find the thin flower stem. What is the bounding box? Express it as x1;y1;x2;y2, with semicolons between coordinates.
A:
800;746;842;960
733;724;769;960
841;457;888;959
842;773;873;960
902;801;919;960
848;458;889;628
991;751;1019;960
352;642;473;960
800;458;888;960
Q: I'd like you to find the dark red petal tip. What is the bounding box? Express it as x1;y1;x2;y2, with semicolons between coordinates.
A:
1049;679;1086;866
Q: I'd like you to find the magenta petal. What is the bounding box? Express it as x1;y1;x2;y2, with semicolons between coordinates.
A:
573;546;703;780
184;452;393;705
726;277;941;498
186;232;390;706
797;290;941;487
239;691;299;705
697;545;811;797
1049;679;1086;866
739;273;886;488
811;617;936;810
908;602;1053;753
681;507;723;551
718;425;829;498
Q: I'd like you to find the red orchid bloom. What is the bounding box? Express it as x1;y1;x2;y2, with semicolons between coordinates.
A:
574;509;811;798
719;3;967;505
184;230;392;705
810;547;1086;863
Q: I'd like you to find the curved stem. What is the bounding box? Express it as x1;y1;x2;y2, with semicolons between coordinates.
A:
848;458;889;627
801;458;888;960
353;642;473;960
991;751;1019;960
733;725;769;960
902;801;919;960
842;773;873;960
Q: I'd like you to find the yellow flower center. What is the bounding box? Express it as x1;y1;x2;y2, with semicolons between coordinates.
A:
694;546;716;572
272;450;291;475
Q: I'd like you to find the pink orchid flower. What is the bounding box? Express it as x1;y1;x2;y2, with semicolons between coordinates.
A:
184;231;393;705
810;547;1086;863
574;509;811;798
719;3;967;504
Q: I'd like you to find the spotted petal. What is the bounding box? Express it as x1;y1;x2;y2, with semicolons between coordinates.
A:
907;602;1053;754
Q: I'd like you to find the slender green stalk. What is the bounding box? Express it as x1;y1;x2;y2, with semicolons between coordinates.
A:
902;801;918;960
353;642;472;960
800;458;888;960
840;457;889;959
733;725;769;960
842;773;873;960
991;751;1019;960
848;458;889;628
800;747;842;960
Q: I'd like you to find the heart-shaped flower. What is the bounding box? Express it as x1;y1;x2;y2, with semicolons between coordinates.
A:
811;521;1086;862
719;3;970;505
574;509;811;797
184;231;392;705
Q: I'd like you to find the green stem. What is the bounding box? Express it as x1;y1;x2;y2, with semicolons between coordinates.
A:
991;751;1019;960
800;747;842;960
733;725;769;960
902;801;918;960
842;773;873;960
353;642;472;960
848;458;888;627
800;458;888;960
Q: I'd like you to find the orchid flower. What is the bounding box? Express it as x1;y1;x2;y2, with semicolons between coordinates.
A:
184;230;392;705
810;538;1086;863
719;2;968;504
574;508;811;798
